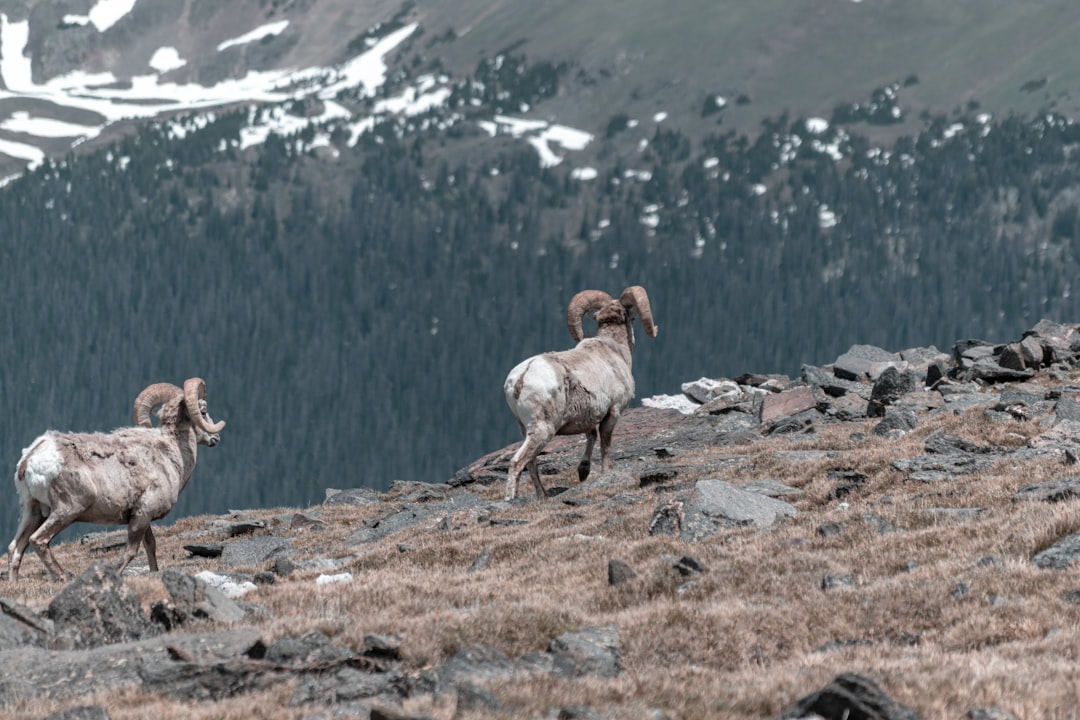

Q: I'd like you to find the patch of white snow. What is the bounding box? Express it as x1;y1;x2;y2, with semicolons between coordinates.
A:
149;47;186;73
88;0;138;32
217;20;290;52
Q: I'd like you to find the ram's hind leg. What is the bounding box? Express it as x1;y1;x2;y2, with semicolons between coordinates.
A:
577;428;598;482
598;411;620;474
142;525;158;572
28;509;80;581
507;424;553;501
7;500;45;582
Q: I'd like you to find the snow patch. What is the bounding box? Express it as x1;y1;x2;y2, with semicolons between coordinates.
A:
217;20;290;52
642;394;698;414
0;14;419;175
149;47;186;73
1;112;98;138
88;0;137;32
478;115;593;168
316;572;353;585
195;571;257;598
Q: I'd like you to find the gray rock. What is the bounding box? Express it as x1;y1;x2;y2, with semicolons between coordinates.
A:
183;544;223;558
997;343;1027;371
266;631;356;667
0;600;51;649
1028;419;1080;449
559;706;602;720
1012;476;1080;504
968;708;1021;720
454;681;502;712
39;706;111;720
760;385;818;425
670;555;707;575
833;345;900;381
741;478;805;500
0;629;262;705
817;522;845;538
1055;394;1080;423
681;377;740;404
48;563;158;650
892;451;999;482
965;356;1036;383
290;665;406;706
821;573;855;590
467;546;493;573
607;559;637;586
1033;530;1080;569
867;367;921;417
220;537;293;567
648;500;685;537
825;393;871;420
549;625;621;679
776;671;918;720
370;707;440;720
873;409;918;436
924;430;992;455
324;487;381;505
766;408;823;435
158;568;246;625
801;364;872;399
363;633;403;660
862;513;897;535
679;480;796;541
1025;318;1079;365
899;345;950;369
953;339;996;366
439;646;515;685
227;520;266;537
921;507;985;523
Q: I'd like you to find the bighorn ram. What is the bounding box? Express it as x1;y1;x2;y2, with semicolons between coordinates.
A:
7;378;226;581
503;286;658;500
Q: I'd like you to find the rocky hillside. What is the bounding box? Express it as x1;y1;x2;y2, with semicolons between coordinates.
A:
4;320;1080;718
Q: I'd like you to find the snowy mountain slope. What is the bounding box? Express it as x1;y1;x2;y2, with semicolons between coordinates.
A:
3;0;1080;182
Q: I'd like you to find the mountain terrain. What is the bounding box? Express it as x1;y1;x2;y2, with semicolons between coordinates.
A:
3;318;1080;718
3;0;1080;550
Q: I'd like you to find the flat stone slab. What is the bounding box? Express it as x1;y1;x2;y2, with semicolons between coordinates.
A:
1012;476;1080;504
760;385;817;425
680;479;796;541
833;345;900;381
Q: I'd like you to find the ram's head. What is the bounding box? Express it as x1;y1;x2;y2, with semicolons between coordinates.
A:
566;285;659;344
133;377;226;447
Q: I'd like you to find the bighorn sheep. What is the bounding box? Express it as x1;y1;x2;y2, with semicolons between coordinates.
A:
503;286;658;501
6;378;226;581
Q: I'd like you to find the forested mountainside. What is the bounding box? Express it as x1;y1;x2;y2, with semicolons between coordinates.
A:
5;0;1080;545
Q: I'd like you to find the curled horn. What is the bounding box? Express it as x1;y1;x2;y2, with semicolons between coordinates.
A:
619;286;659;338
566;290;615;342
183;378;226;433
133;383;183;427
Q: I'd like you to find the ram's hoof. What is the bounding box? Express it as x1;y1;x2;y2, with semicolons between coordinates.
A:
577;461;591;483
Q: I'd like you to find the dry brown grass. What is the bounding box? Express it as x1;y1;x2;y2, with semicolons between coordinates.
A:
7;399;1080;719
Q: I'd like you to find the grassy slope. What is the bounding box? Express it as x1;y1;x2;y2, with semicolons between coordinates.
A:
6;373;1080;718
415;0;1080;136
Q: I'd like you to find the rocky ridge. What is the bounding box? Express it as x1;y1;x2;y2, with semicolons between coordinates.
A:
7;320;1080;718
